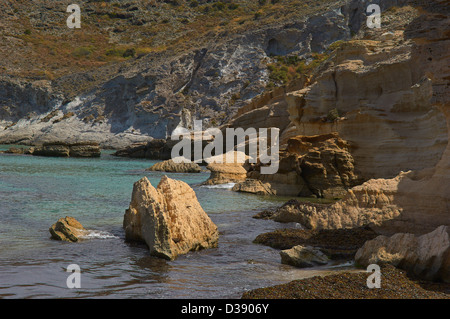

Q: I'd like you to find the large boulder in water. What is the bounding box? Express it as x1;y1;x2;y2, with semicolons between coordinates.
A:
123;176;219;260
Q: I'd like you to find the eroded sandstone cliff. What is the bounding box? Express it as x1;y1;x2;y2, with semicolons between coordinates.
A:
231;1;449;235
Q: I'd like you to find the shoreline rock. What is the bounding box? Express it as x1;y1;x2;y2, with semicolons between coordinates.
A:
233;133;362;198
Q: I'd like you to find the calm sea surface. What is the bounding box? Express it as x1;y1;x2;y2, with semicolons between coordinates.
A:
0;146;353;299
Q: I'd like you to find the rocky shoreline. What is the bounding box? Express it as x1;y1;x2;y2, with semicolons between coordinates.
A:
1;0;449;300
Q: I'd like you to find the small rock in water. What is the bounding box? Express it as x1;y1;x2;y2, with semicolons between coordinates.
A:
49;216;87;242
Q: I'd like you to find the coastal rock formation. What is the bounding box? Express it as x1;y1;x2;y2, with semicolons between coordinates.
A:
0;146;35;155
280;245;329;268
271;200;329;224
146;159;201;173
113;138;212;161
123;176;218;260
355;225;450;283
289;134;361;198
33;141;101;158
49;216;87;242
204;163;247;186
251;4;450;235
285;35;448;182
233;133;360;198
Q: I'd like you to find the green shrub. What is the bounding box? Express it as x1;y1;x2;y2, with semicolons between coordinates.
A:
72;46;94;58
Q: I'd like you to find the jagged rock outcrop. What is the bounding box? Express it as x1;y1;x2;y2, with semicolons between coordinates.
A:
233;133;361;198
49;216;87;242
113;138;212;161
123;176;218;260
146;159;201;173
231;179;276;196
355;225;450;283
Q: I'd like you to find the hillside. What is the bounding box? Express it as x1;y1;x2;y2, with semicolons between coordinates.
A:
0;0;381;148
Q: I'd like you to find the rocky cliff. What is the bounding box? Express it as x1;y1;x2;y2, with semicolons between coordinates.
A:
229;1;449;234
0;0;379;149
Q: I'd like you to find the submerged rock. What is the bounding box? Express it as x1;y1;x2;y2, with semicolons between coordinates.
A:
123;176;219;260
280;245;329;268
49;216;87;242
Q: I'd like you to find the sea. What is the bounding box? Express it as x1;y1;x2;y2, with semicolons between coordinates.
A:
0;145;353;299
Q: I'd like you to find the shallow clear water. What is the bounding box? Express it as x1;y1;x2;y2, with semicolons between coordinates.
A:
0;146;352;299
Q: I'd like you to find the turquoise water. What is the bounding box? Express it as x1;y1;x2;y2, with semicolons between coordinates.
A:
0;147;349;298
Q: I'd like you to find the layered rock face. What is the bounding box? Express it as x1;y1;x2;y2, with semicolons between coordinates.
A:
277;3;450;235
33;141;101;157
203;151;249;185
355;225;450;283
286;34;447;181
123;176;218;260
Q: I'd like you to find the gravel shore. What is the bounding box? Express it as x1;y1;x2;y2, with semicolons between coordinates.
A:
242;265;450;299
